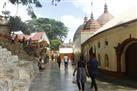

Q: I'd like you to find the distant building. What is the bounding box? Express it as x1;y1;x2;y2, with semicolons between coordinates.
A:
30;32;50;45
59;43;74;62
17;32;50;44
16;31;50;51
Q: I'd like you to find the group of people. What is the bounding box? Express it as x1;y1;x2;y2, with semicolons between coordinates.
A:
37;51;98;91
50;54;69;70
56;55;69;69
11;32;32;45
73;52;98;91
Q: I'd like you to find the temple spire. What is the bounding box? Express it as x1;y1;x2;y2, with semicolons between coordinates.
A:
90;0;94;19
84;16;88;23
90;13;94;19
104;0;108;13
104;3;108;13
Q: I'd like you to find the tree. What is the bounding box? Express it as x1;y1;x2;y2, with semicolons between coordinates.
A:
8;16;30;34
8;0;60;6
8;0;42;7
8;0;42;19
50;39;62;50
26;18;68;41
2;10;10;20
8;0;61;18
26;18;68;50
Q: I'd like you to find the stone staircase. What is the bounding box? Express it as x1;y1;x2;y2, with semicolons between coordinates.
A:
0;46;38;91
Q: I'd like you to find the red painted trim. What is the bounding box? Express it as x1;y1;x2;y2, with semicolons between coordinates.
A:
114;38;137;72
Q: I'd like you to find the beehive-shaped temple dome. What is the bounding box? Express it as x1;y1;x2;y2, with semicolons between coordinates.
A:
97;3;113;26
83;13;101;31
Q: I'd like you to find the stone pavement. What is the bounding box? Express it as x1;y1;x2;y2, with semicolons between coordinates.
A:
29;62;137;91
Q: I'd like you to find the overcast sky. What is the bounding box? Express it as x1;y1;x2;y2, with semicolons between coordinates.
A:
0;0;136;43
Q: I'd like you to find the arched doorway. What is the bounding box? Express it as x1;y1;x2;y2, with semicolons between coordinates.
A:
125;42;137;79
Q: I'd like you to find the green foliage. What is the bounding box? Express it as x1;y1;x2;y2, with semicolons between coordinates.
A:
9;0;42;7
8;15;67;50
26;6;37;19
8;16;30;34
26;18;68;49
8;0;62;18
1;10;10;20
8;0;42;19
51;0;61;6
2;10;10;17
50;39;62;50
9;0;60;6
26;18;68;41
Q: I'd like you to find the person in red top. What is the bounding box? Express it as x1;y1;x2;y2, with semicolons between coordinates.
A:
57;55;61;69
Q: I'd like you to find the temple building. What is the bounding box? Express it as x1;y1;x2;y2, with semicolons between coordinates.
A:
97;3;113;26
59;42;74;62
73;3;113;61
81;5;137;79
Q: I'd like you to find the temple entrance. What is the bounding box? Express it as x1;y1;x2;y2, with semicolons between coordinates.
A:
125;42;137;79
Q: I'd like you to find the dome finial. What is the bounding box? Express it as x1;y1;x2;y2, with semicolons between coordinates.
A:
84;16;88;23
104;1;108;13
90;0;94;19
90;13;94;19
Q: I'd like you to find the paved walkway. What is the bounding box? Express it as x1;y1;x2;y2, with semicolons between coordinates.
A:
29;62;137;91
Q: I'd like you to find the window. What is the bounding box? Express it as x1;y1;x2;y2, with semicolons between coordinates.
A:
94;45;96;54
104;54;109;67
98;54;101;66
98;41;100;48
105;40;108;46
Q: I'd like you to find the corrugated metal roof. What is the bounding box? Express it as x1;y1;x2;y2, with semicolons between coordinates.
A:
31;32;44;41
31;32;50;44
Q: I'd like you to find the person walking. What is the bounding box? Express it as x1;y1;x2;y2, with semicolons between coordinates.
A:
57;55;61;69
38;57;43;71
87;52;98;91
11;32;15;44
64;55;69;69
73;55;87;91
